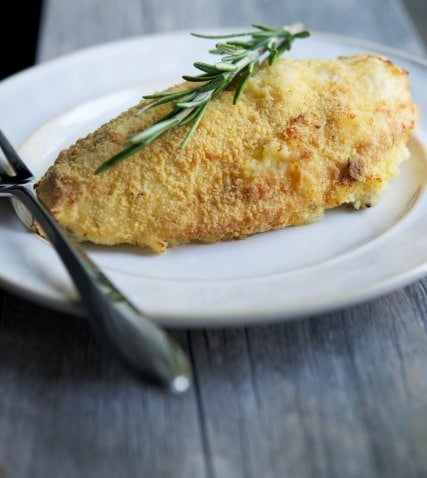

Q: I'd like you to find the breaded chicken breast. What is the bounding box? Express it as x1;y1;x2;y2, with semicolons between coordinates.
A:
36;54;418;252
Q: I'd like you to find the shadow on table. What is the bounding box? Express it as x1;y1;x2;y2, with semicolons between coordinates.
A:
1;283;426;391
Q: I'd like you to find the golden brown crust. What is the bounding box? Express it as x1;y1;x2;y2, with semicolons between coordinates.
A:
36;54;418;252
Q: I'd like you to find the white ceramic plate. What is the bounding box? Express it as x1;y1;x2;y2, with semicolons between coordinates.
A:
0;31;426;327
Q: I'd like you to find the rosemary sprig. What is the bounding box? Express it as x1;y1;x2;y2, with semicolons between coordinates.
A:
96;24;310;174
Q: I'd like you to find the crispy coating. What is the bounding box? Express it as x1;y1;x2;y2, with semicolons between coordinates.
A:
36;54;418;252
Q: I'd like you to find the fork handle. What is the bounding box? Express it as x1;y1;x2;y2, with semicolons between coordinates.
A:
9;184;192;392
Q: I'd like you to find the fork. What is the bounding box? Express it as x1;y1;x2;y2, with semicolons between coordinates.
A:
0;129;192;393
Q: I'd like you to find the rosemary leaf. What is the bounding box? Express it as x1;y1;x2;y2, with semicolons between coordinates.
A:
96;23;310;174
233;61;257;104
181;101;210;148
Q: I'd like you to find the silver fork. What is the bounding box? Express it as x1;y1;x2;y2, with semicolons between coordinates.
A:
0;129;192;393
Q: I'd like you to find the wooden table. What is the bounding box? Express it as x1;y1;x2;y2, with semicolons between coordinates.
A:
1;1;427;476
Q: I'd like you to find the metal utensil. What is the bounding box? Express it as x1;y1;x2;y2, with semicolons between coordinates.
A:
0;129;192;393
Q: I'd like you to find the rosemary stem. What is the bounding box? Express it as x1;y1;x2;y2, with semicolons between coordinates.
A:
96;24;310;174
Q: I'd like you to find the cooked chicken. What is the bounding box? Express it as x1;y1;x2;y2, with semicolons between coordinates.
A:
35;54;418;252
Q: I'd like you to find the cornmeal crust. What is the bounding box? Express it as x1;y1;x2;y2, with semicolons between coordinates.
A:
36;54;418;252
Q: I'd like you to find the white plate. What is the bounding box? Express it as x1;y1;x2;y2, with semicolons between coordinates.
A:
0;30;427;327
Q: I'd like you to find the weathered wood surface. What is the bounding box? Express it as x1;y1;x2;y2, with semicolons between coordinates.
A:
1;0;427;477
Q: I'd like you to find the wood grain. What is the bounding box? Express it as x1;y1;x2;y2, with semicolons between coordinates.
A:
1;0;427;477
38;0;426;60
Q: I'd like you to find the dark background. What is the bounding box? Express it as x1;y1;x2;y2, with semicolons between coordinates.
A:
0;1;425;82
0;1;43;80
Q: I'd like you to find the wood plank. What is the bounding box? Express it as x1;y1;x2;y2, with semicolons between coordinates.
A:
38;0;145;61
38;0;426;61
0;295;207;477
189;286;427;477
